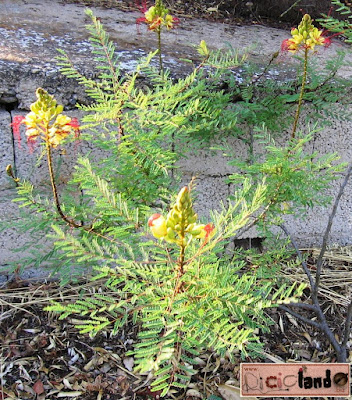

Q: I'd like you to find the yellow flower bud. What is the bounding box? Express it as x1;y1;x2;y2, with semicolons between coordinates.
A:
148;214;167;239
176;186;189;205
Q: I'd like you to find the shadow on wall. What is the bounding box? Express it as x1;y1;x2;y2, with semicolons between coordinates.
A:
218;0;337;24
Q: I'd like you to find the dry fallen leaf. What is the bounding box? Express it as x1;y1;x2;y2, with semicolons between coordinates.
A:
123;357;134;372
296;349;312;360
186;388;203;398
279;314;285;333
285;312;299;328
33;380;45;395
301;331;312;344
218;384;258;400
63;378;73;390
83;354;100;371
57;391;83;397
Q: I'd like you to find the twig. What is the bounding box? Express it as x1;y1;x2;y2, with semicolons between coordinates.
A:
280;0;302;18
46;139;84;229
285;302;318;312
313;299;343;360
314;162;352;294
279;222;345;360
341;298;352;350
279;224;315;290
278;305;321;329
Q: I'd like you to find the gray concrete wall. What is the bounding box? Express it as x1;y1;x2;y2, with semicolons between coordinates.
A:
1;0;352;272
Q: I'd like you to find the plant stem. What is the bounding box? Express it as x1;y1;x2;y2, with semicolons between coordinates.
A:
178;243;185;275
279;223;315;289
291;47;308;139
45;131;133;243
157;29;164;79
280;0;302;18
45;135;82;229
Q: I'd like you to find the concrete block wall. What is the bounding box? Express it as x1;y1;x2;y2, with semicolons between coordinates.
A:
180;115;352;248
2;105;352;271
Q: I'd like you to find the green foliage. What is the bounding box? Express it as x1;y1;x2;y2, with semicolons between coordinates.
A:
2;8;251;278
46;182;305;396
227;127;345;226
217;49;351;141
319;1;352;43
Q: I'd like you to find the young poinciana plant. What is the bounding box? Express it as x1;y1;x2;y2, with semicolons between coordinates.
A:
281;14;333;138
47;181;305;396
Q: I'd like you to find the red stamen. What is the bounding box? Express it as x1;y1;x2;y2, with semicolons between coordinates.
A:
204;223;215;239
281;39;290;52
27;136;37;154
11;115;25;148
67;117;81;138
321;30;344;48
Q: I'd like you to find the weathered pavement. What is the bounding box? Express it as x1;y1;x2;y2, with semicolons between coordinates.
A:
1;0;351;108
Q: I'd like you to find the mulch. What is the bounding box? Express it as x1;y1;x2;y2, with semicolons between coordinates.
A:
0;278;242;400
1;247;352;399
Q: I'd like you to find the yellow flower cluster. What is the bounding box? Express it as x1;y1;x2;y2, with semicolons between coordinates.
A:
148;186;215;244
22;88;79;148
282;14;327;53
143;4;179;31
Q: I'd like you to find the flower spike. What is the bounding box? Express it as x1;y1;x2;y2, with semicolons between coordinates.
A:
136;1;179;32
281;14;331;54
14;88;80;149
148;186;215;245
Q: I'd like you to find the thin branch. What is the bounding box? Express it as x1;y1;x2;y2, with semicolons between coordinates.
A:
314;162;352;293
313;301;344;360
280;304;348;361
285;302;319;312
342;298;352;349
279;305;321;329
279;223;315;290
279;223;344;360
280;0;302;18
46;139;83;229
